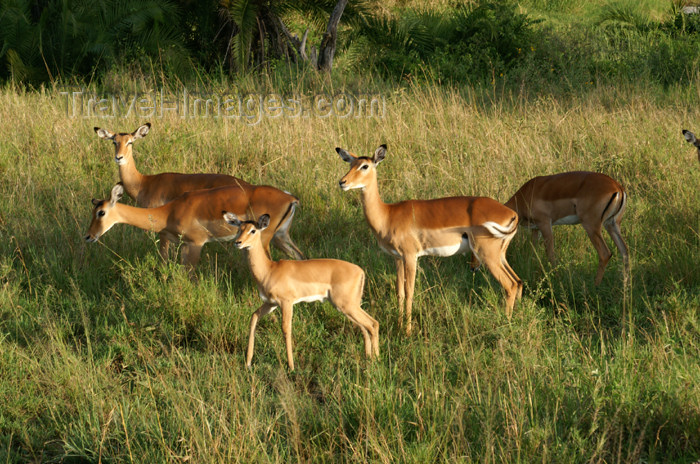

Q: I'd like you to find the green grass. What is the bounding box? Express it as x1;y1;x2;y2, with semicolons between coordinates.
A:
0;80;698;462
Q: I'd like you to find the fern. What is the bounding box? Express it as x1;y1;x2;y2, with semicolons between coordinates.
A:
226;0;258;71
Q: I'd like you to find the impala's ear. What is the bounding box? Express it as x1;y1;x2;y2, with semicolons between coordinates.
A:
91;198;101;206
682;129;697;145
257;214;270;230
110;183;124;205
95;127;115;139
132;123;151;140
336;147;355;163
222;211;241;226
373;144;387;165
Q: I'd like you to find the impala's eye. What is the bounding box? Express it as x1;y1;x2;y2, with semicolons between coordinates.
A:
98;210;106;217
360;164;369;170
251;229;256;234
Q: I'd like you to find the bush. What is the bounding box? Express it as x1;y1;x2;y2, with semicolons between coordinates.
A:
352;0;538;83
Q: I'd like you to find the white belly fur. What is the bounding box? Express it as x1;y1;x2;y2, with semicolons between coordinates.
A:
259;290;327;306
418;237;470;257
553;215;580;226
294;293;328;304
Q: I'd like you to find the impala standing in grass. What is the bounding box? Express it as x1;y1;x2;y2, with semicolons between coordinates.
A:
503;171;629;285
336;144;522;334
224;212;379;371
94;123;304;260
85;183;298;276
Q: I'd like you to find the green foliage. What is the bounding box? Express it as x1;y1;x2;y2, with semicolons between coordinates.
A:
0;0;189;84
352;1;537;83
226;0;258;71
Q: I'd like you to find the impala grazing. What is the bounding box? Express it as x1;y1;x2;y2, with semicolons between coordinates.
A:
336;144;522;334
682;129;700;162
223;212;379;371
94;123;304;260
85;183;300;275
504;171;629;285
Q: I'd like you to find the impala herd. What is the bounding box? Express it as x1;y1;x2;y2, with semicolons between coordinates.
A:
82;123;694;370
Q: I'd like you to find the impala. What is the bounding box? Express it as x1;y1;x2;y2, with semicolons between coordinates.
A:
84;183;300;275
682;129;700;162
503;171;629;285
336;144;522;334
223;212;379;371
94;123;304;260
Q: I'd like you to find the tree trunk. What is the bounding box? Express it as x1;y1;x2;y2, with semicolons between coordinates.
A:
316;0;348;73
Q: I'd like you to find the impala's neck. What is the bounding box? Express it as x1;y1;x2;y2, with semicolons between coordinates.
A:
245;239;274;284
114;203;168;233
118;148;146;198
359;173;389;232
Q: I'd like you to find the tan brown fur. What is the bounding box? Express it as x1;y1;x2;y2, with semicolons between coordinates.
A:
94;123;303;259
337;145;522;333
505;171;629;285
224;213;379;371
85;183;299;275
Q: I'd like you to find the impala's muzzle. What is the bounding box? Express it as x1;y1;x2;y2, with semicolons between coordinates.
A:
84;234;98;243
339;179;347;190
234;240;249;250
114;155;125;165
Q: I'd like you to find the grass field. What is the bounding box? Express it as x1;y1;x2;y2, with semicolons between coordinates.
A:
0;80;699;462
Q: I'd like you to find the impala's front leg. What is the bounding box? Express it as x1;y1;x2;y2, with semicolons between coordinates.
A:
536;220;556;264
530;229;540;248
181;243;203;280
395;257;406;327
246;302;277;367
403;255;418;335
158;233;170;262
280;301;295;370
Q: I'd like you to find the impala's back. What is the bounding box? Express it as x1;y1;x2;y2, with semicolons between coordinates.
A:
506;171;624;226
95;122;252;208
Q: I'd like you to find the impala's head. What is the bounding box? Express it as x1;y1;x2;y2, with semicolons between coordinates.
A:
222;212;270;250
336;144;387;191
94;123;151;166
84;183;124;243
682;129;700;162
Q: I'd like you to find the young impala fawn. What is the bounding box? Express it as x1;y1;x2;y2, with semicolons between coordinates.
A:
94;123;304;260
84;183;299;276
223;212;379;371
336;144;522;334
502;171;629;285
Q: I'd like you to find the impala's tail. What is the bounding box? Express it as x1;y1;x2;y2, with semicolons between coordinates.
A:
602;190;627;226
481;214;519;239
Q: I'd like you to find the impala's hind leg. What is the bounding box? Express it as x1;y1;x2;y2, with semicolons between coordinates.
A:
582;222;612;286
472;236;520;318
272;233;306;260
338;306;380;358
604;220;629;282
500;233;523;300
